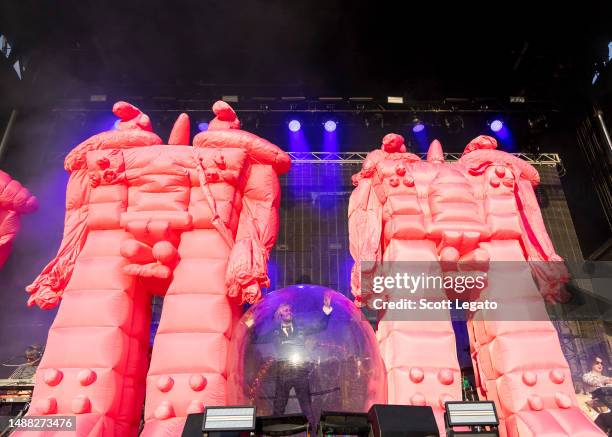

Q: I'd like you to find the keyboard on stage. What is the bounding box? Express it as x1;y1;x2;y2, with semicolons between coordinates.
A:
0;394;31;403
0;378;34;406
592;386;612;408
0;379;34;390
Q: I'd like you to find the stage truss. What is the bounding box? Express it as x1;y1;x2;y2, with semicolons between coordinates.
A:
287;152;562;166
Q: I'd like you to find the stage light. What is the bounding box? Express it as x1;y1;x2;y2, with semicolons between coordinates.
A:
202;406;256;432
324;120;337;132
412;117;425;133
509;96;526;103
364;113;384;129
198;122;209;132
445;401;499;432
281;96;306;101
528;114;548;131
488;118;514;149
444;115;464;134
90;94;107;102
387;96;404;104
489;119;504;132
288;120;301;132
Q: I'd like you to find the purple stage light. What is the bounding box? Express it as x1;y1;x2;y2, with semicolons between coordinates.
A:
324;120;337;132
198;122;209;132
490;119;504;132
412;122;425;133
288;120;301;132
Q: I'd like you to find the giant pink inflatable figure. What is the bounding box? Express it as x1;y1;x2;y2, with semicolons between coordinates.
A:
18;101;289;436
349;134;604;437
0;170;37;268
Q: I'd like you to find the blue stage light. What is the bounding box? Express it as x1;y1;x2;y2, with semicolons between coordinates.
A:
490;119;503;132
288;120;301;132
412;122;425;133
198;122;209;132
324;120;337;132
113;119;121;130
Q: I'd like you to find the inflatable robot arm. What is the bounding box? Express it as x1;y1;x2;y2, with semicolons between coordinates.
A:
193;101;290;305
348;151;384;304
0;171;38;268
516;177;569;302
226;164;282;304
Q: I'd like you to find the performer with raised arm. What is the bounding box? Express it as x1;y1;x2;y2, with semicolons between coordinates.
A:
245;293;333;425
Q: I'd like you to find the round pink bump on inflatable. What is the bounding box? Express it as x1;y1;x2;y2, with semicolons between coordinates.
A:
555;392;572;409
36;397;57;415
503;178;514;188
527;394;543;411
489;178;501;188
154;401;175;420
403;175;415;187
78;369;97;386
549;369;565;384
409;367;425;384
522;371;537;387
410;393;426;406
120;239;142;259
71;395;92;414
389;177;399;187
43;368;63;386
395;165;406;176
439;394;454;409
186;400;205;414
437;369;454;385
440;246;460;262
189;374;207;391
152;241;177;264
495;166;506;178
156;375;174;392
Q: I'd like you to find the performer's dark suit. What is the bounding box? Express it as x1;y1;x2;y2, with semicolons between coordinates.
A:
253;310;331;425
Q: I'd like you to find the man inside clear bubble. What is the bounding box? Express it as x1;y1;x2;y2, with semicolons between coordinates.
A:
244;293;333;425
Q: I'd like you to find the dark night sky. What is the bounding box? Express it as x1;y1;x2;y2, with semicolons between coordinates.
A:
0;1;610;104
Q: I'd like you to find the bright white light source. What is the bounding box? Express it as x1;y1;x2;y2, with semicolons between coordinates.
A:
387;96;404;104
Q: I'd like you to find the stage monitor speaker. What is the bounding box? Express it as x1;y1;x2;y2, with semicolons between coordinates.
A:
255;414;309;436
317;411;370;437
368;404;439;437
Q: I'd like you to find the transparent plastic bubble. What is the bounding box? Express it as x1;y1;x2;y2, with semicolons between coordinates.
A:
228;284;387;424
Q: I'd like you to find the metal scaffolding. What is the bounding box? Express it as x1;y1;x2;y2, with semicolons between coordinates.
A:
287;151;562;166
